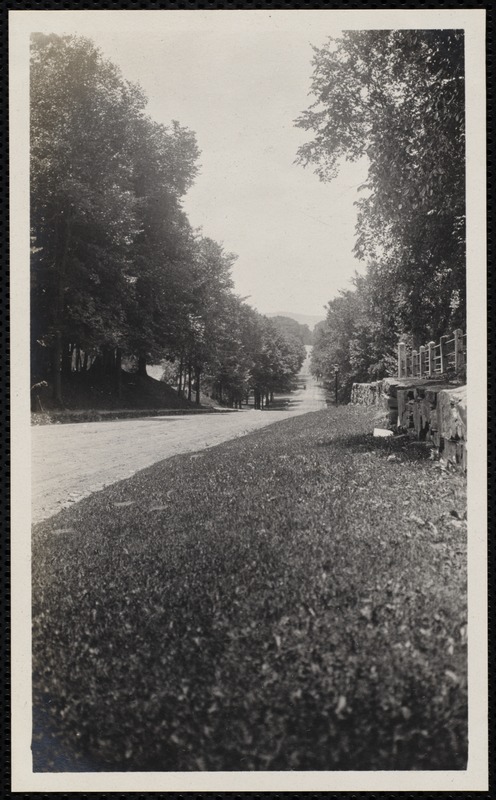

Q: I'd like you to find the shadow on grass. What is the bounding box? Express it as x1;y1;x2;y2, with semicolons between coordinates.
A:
317;431;434;462
263;396;321;411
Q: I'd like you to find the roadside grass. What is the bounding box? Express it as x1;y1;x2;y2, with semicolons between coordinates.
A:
31;370;192;423
32;405;467;772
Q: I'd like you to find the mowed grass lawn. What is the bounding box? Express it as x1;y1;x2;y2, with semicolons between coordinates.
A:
32;405;467;772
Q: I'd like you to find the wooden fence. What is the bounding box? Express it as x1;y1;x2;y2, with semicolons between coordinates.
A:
398;329;466;379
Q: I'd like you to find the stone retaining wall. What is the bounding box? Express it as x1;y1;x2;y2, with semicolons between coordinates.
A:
351;378;467;469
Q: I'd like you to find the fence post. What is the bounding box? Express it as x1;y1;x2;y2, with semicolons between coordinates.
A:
398;340;406;378
419;345;426;377
428;341;436;377
439;335;448;374
412;350;418;378
453;329;464;372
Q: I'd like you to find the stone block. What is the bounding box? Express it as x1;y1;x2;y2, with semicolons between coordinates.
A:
437;386;467;441
351;382;379;406
351;378;467;469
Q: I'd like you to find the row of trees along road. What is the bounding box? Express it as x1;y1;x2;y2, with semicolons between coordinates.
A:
295;30;466;401
30;34;305;408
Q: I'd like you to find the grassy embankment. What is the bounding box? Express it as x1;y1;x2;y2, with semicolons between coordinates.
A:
31;370;220;424
32;405;467;771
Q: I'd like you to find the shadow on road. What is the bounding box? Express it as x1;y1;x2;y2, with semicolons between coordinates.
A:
140;417;186;422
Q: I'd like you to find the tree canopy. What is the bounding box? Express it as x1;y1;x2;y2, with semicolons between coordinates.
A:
296;30;466;393
30;33;304;408
269;316;313;346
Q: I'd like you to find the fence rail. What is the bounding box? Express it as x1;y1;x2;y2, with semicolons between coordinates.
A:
398;329;466;379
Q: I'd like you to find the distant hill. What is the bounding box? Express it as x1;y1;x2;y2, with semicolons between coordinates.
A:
265;311;326;330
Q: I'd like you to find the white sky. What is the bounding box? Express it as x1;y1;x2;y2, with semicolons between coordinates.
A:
23;10;372;319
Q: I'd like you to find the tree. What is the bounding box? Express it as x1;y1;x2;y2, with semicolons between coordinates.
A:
30;33;307;413
249;317;305;408
311;291;358;401
124;115;200;376
311;272;399;402
30;33;201;402
180;237;237;403
270;316;313;346
296;30;465;345
31;33;145;400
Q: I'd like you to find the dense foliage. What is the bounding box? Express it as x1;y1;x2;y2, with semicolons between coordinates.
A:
269;316;313;346
31;34;303;407
32;406;467;771
296;30;465;394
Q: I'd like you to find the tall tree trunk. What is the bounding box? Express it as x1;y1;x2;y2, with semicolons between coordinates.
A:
187;363;192;401
195;368;201;405
53;332;63;405
115;348;122;398
178;358;183;396
82;350;89;372
61;342;73;376
52;211;72;405
137;355;147;377
105;347;117;376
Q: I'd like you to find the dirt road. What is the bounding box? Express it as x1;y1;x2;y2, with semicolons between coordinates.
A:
32;347;330;522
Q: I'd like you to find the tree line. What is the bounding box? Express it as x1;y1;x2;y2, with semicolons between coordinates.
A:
30;33;305;408
295;30;466;399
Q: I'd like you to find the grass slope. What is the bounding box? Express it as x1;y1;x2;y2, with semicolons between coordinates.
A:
33;370;192;413
32;405;467;772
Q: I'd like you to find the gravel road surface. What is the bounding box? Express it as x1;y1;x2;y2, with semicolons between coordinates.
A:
32;349;329;522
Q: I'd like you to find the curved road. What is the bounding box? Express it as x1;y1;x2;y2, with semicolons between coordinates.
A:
32;347;330;523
